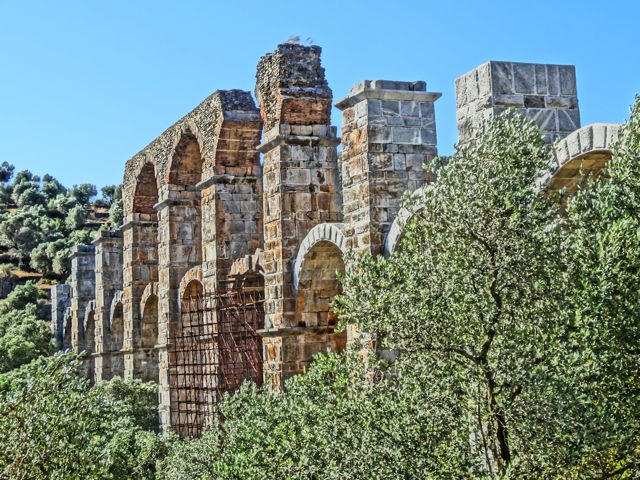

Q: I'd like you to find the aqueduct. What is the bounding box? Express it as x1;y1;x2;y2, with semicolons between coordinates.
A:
51;44;622;433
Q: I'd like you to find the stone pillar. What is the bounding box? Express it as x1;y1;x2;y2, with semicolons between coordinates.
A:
121;216;158;380
93;231;123;382
255;43;343;389
336;80;441;255
51;284;71;349
198;90;263;291
68;245;96;352
455;61;580;144
156;185;202;427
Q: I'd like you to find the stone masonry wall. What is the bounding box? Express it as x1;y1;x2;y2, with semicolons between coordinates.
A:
256;44;344;389
456;61;580;144
68;245;96;352
51;284;71;349
93;231;123;382
52;43;612;433
337;80;441;255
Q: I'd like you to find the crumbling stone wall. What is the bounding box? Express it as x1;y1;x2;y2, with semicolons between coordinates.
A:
53;42;620;432
255;44;345;388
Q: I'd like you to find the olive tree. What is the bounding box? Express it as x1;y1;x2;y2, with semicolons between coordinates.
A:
337;108;640;477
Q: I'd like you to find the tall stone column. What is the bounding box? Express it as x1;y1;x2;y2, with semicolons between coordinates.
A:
255;43;342;389
121;216;158;380
336;80;441;255
156;185;201;427
93;231;123;382
198;90;263;291
68;245;96;352
51;284;71;349
455;61;580;144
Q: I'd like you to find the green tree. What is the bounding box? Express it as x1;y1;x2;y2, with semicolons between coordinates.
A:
71;183;97;205
65;204;86;230
0;353;164;479
337;108;640;477
0;162;15;184
15;185;46;207
41;174;67;199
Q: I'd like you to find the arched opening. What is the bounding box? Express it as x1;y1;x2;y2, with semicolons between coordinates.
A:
169;133;203;186
83;310;95;354
137;293;159;382
110;302;125;378
182;279;204;303
548;151;613;193
294;240;347;369
133;162;159;217
296;241;345;328
83;309;96;382
63;310;72;350
167;134;203;265
170;278;206;435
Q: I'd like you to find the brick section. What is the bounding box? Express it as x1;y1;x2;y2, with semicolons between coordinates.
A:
255;43;332;132
336;80;440;254
456;61;580;144
256;44;343;389
199;91;263;290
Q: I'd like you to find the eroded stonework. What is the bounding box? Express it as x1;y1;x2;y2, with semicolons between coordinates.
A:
55;42;620;432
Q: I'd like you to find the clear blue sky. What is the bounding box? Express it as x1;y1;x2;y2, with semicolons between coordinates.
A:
1;0;638;189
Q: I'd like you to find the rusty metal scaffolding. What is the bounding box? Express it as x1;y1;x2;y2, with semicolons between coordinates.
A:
168;279;264;437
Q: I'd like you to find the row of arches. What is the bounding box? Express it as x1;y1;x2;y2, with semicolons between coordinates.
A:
384;123;621;256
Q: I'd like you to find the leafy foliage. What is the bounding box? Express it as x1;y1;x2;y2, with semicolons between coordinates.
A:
0;353;163;480
0;165;116;278
336;106;640;477
0;282;53;373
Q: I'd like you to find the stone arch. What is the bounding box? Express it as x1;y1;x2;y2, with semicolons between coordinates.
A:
294;224;347;331
137;282;159;382
384;186;430;257
168;129;204;187
109;291;125;377
547;123;621;192
82;300;96;354
140;282;159;319
131;159;160;217
178;266;204;307
293;223;347;291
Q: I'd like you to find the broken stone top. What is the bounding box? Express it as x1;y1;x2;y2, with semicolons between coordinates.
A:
335;79;441;110
255;43;333;132
217;90;260;120
256;43;330;94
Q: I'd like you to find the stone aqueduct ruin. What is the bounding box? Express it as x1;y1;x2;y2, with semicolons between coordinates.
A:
52;43;621;432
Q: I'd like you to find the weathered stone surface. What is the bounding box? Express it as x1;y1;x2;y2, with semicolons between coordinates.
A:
52;44;616;434
455;61;581;144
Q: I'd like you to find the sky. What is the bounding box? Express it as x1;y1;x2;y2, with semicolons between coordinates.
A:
0;0;638;189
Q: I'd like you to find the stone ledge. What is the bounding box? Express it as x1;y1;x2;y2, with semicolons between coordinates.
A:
68;244;95;259
257;325;342;337
257;134;341;153
196;174;259;191
336;82;441;110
